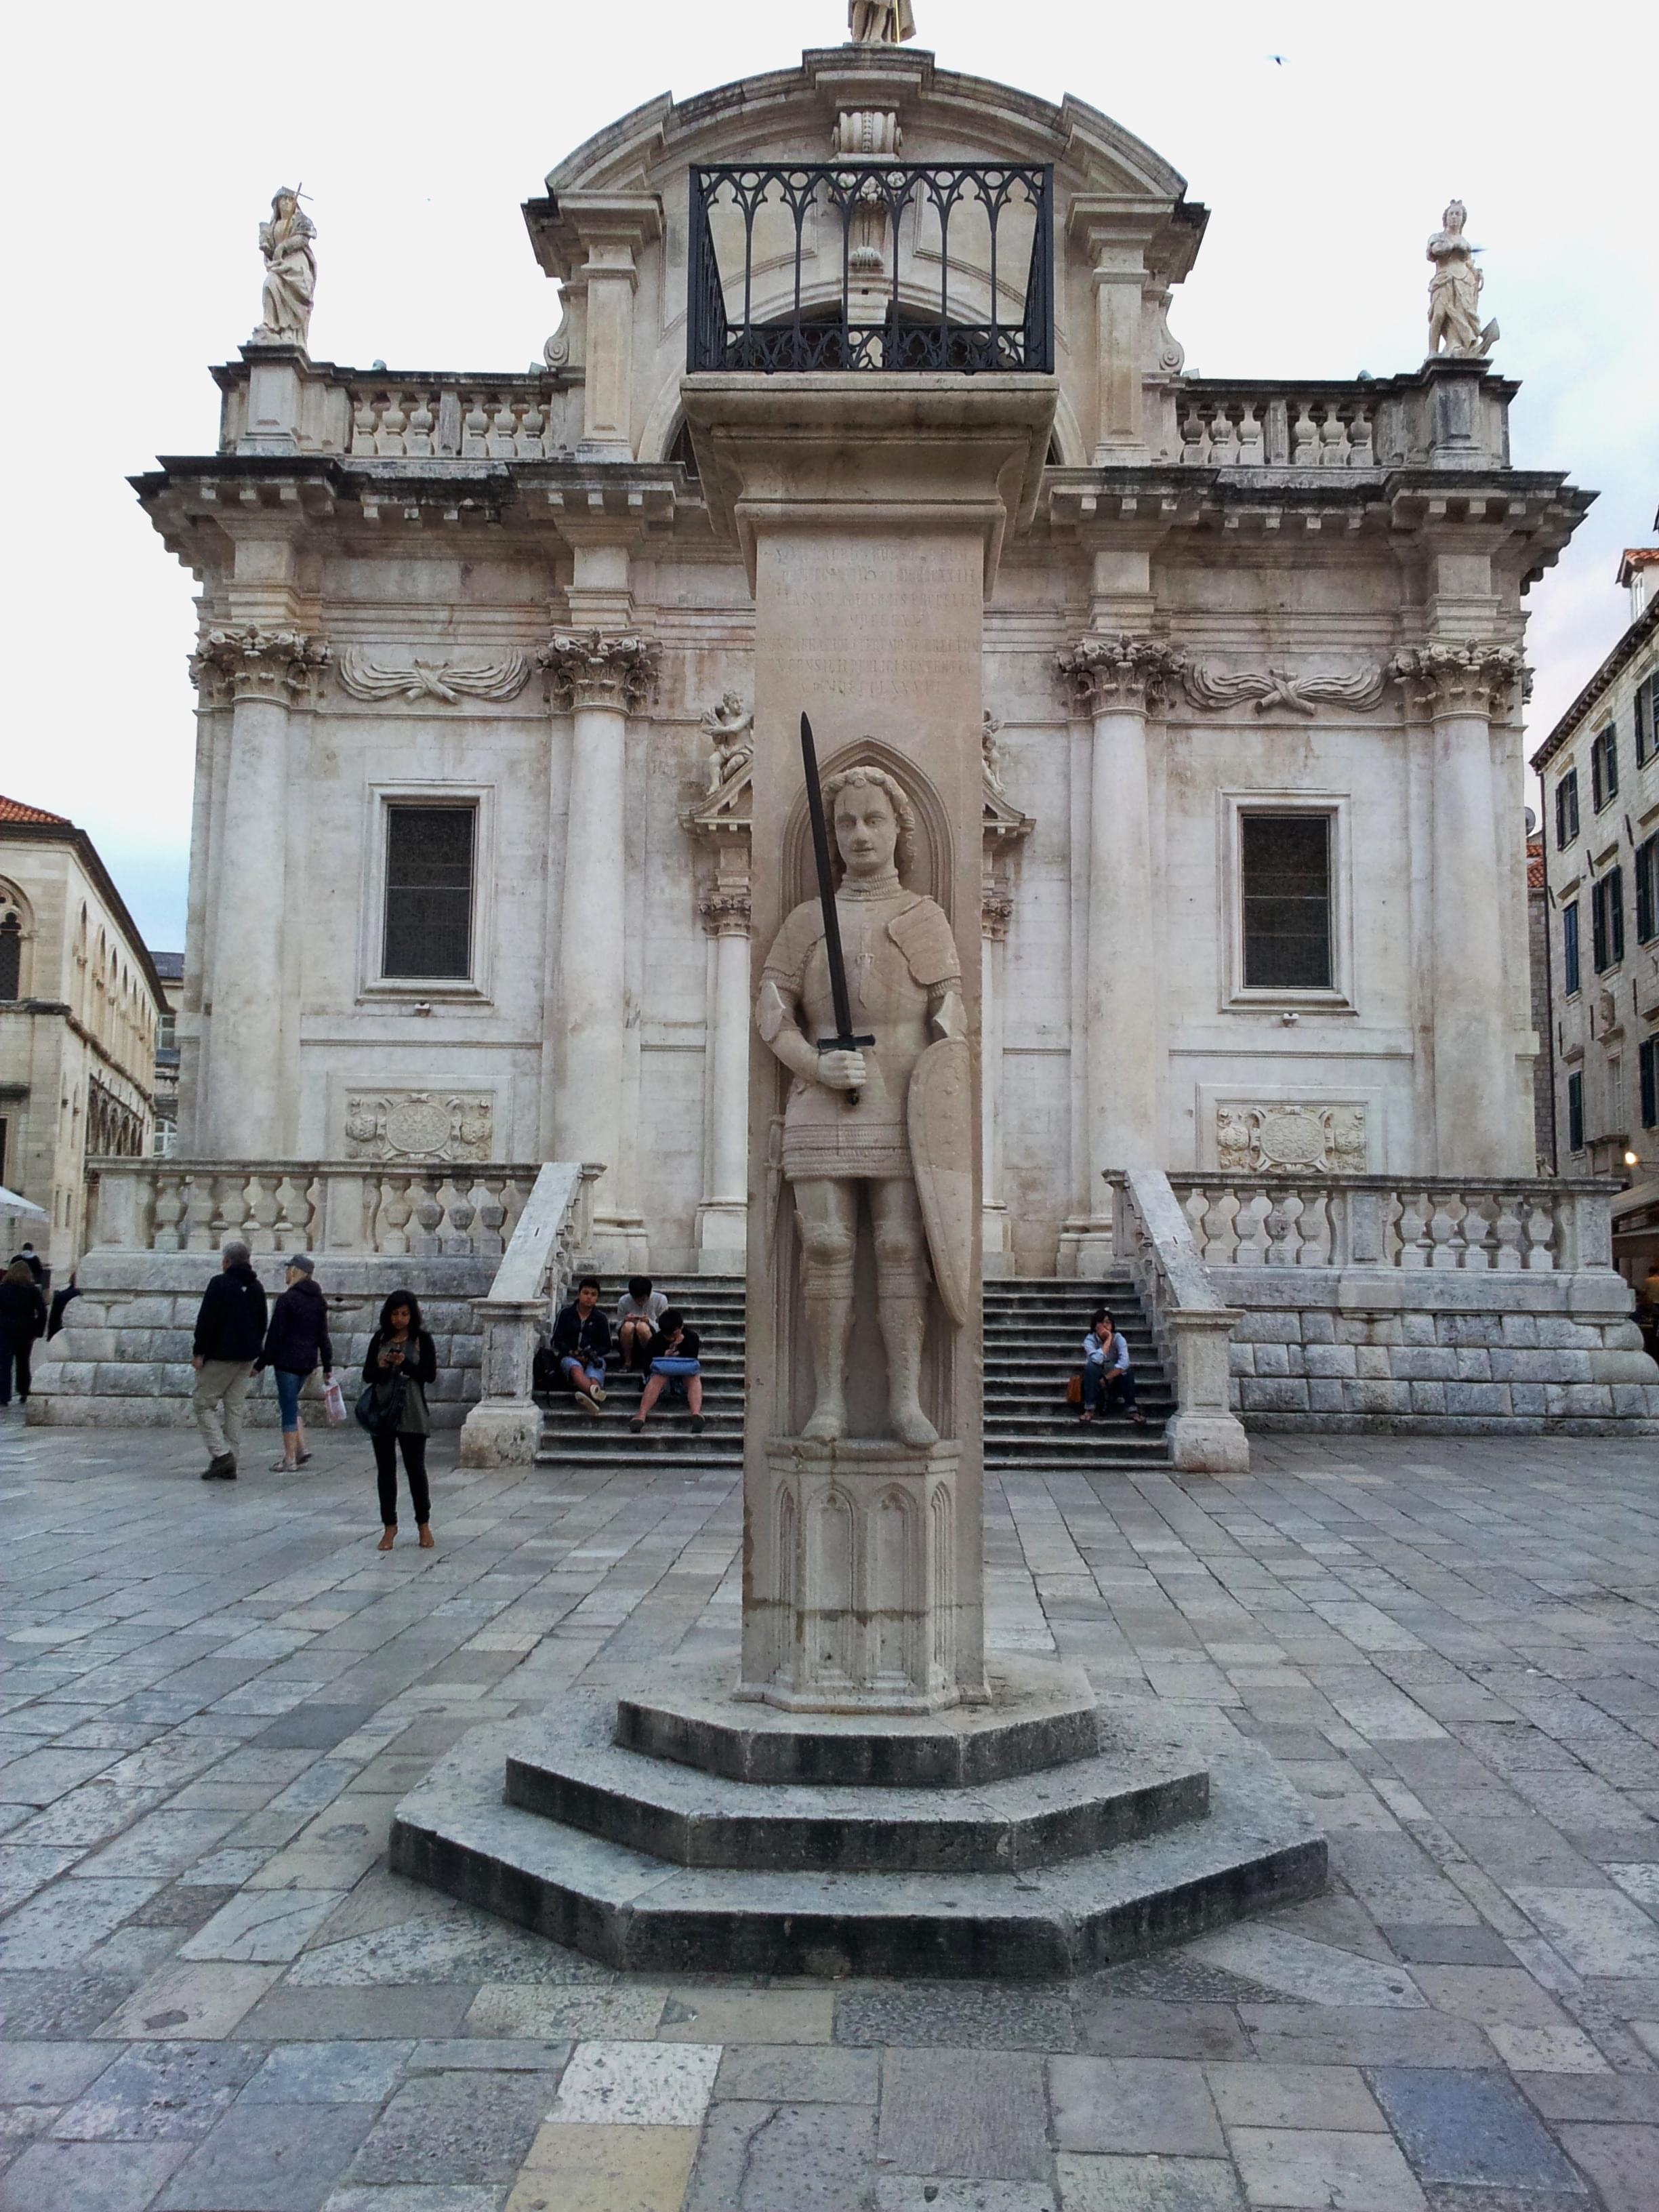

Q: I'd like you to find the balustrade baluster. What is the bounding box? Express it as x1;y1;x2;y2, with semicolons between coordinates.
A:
247;1173;281;1252
406;396;434;456
1522;1195;1557;1271
1427;1194;1463;1268
217;1175;251;1252
377;394;407;456
152;1172;186;1252
375;1174;415;1256
1289;403;1317;468
1236;405;1263;466
518;402;546;459
1208;410;1237;466
1180;408;1207;466
461;401;489;458
1318;411;1346;466
487;401;520;457
350;397;380;455
409;1176;445;1256
1397;1190;1430;1269
1347;407;1375;468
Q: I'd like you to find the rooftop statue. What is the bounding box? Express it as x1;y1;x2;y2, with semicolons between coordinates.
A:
1426;200;1498;360
254;188;317;349
848;0;916;43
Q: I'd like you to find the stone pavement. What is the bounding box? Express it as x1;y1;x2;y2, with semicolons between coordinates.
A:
3;1411;1659;2212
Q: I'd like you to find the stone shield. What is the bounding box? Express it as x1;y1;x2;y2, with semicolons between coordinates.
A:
907;1036;974;1328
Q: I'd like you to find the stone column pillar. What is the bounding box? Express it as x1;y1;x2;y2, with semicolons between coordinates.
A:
1055;636;1182;1272
697;886;752;1273
540;630;659;1263
532;196;662;462
981;885;1014;1277
188;626;329;1160
1393;642;1528;1175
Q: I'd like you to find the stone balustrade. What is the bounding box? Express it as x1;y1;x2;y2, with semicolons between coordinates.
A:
459;1160;603;1467
1107;1169;1250;1472
1177;384;1379;470
1166;1174;1616;1274
85;1157;542;1262
346;379;562;462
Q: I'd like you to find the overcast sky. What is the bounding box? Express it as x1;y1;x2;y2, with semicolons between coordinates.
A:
8;0;1656;949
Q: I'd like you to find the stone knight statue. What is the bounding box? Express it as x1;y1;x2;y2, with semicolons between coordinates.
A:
1425;201;1497;359
254;187;317;348
758;765;968;1449
848;0;916;43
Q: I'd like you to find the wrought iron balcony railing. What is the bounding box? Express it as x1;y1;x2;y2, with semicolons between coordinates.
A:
687;163;1054;376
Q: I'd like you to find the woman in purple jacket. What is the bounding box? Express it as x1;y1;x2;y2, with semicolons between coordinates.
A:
256;1255;335;1472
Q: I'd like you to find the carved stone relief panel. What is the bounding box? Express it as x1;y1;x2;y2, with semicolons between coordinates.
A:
344;1090;495;1162
1215;1101;1368;1173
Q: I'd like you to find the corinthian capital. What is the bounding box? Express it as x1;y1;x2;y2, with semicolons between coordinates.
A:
539;629;660;714
1057;635;1186;714
190;627;331;707
1389;640;1528;716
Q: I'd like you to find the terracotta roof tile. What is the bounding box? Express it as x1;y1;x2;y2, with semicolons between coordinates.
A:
0;794;71;826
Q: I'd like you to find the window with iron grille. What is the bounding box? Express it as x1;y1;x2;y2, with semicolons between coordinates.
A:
1592;867;1625;973
382;806;475;979
1562;901;1581;996
1636;674;1658;767
1638;834;1659;944
1641;1036;1659;1131
1555;769;1580;848
1565;902;1593;1000
1568;1070;1585;1154
1240;814;1332;989
0;916;18;1001
1591;724;1619;811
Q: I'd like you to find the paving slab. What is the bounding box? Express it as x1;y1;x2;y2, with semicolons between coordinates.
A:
1367;2068;1589;2193
1052;2154;1243;2211
878;2047;1049;2182
1049;2055;1225;2154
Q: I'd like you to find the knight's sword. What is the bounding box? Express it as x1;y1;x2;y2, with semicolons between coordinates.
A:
800;712;874;1105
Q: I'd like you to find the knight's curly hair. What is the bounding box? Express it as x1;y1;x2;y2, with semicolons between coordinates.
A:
822;764;917;881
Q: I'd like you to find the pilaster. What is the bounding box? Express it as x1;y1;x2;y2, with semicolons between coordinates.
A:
533;194;662;459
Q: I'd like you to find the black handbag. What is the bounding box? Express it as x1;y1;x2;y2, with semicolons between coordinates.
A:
354;1370;407;1435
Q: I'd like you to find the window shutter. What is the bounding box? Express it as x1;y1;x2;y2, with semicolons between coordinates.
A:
1568;1071;1584;1153
1642;1038;1658;1132
1563;902;1580;996
1612;867;1626;965
1639;840;1656;945
1593;881;1608;972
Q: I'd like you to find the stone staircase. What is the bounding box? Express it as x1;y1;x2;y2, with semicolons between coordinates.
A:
536;1271;1175;1475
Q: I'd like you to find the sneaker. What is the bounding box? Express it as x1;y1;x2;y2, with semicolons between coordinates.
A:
689;1415;705;1435
588;1385;607;1406
630;1416;646;1433
201;1454;237;1481
574;1391;601;1416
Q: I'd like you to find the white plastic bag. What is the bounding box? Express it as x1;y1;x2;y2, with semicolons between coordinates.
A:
323;1376;347;1426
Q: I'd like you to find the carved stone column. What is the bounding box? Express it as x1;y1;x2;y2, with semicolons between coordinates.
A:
698;886;752;1273
541;630;658;1262
1393;641;1528;1174
533;196;662;459
1056;636;1183;1271
981;888;1014;1277
188;627;329;1158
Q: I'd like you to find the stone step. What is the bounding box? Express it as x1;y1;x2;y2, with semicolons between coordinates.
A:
390;1696;1326;1979
501;1694;1208;1874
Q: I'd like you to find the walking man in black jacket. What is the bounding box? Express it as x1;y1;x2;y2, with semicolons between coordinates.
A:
192;1241;268;1481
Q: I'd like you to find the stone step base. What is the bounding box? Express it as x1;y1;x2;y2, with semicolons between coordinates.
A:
503;1690;1207;1873
389;1694;1326;1980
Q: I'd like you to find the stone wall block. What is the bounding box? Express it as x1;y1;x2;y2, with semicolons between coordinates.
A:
1304;1343;1358;1379
1443;1313;1502;1347
61;1329;117;1362
1536;1318;1603;1349
1355;1345;1394;1379
1500;1313;1540;1347
1307;1380;1347;1412
1393;1347;1459;1381
1350;1379;1411;1414
1409;1382;1448;1414
1562;1385;1615;1415
1299;1311;1336;1345
1442;1382;1513;1416
1589;1349;1659;1384
1228;1343;1256;1377
1282;1345;1308;1376
1399;1313;1438;1347
1241;1376;1311;1412
1338;1316;1402;1345
1241;1311;1303;1344
1452;1348;1493;1380
91;1362;167;1397
1253;1343;1290;1378
1509;1384;1548;1415
1227;1378;1243;1410
1612;1383;1659;1416
1492;1347;1592;1383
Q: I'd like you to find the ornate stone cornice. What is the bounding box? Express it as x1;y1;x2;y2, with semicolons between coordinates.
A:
1389;640;1528;716
981;891;1014;941
699;888;752;937
538;629;660;714
1179;661;1387;716
190;627;330;707
1057;635;1185;714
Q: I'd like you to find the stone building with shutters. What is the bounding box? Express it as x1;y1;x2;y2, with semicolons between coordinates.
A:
0;797;161;1270
39;28;1659;1441
1532;516;1659;1279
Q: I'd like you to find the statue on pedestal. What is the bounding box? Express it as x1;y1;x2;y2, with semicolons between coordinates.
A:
253;188;316;348
848;0;916;43
1426;201;1498;359
701;691;755;793
758;765;968;1449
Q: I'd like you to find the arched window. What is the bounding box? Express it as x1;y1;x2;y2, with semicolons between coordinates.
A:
0;913;20;1000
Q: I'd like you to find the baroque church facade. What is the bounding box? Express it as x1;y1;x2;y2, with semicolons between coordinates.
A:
144;38;1581;1278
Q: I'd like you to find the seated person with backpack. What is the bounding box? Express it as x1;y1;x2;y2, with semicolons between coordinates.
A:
1080;1307;1145;1426
630;1310;703;1435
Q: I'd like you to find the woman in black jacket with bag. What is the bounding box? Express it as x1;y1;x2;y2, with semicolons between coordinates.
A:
361;1290;436;1551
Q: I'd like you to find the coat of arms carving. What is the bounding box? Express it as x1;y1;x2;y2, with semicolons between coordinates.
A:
1216;1101;1367;1173
344;1091;494;1162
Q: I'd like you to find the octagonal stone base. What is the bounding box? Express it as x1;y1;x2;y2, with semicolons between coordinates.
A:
390;1661;1325;1979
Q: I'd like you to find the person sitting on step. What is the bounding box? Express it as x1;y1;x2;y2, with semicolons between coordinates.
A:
550;1275;611;1414
1080;1306;1145;1426
615;1275;668;1371
630;1310;703;1435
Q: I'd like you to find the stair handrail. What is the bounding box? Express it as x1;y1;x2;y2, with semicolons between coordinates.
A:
457;1160;603;1468
1106;1168;1250;1473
